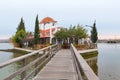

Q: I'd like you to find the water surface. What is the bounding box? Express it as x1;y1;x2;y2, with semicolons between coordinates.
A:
98;43;120;80
0;43;26;79
82;43;120;80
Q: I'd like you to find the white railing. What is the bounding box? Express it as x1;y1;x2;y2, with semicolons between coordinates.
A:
70;44;99;80
0;44;60;80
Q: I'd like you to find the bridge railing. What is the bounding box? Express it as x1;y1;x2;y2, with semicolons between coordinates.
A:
0;44;60;80
70;44;99;80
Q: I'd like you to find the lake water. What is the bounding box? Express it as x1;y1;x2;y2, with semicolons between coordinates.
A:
83;43;120;80
0;43;120;80
97;43;120;80
0;43;26;80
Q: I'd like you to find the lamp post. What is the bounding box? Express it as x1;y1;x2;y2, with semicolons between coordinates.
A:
85;25;93;38
85;25;93;48
85;25;93;36
85;25;93;28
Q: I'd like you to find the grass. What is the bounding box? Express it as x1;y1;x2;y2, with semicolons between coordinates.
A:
80;51;98;59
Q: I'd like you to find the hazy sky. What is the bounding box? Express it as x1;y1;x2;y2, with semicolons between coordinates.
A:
0;0;120;39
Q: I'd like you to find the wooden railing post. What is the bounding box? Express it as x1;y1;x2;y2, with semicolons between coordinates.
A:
50;46;52;59
35;53;39;75
43;49;46;54
57;44;58;51
57;44;60;51
21;59;26;80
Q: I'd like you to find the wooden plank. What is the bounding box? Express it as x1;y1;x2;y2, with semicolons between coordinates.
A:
33;49;77;80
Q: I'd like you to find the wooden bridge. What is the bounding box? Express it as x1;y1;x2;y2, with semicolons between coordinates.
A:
33;49;76;80
0;44;99;80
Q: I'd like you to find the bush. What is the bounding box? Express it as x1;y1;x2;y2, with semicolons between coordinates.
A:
12;29;26;47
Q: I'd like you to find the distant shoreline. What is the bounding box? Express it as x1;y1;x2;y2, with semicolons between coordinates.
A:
0;39;10;43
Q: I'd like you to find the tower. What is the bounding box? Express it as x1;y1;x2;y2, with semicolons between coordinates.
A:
40;17;57;44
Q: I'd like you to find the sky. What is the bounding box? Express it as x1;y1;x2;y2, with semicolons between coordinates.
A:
0;0;120;39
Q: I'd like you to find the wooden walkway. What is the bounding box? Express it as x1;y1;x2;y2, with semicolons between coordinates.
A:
33;49;77;80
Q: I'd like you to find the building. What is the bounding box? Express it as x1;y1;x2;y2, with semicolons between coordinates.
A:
22;17;64;48
24;17;63;47
39;17;57;44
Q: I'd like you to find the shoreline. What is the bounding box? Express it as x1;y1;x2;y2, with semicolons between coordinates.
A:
0;48;29;54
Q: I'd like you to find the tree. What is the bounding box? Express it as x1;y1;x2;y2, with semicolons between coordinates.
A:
12;18;26;47
76;24;87;39
75;24;87;44
91;21;98;43
67;26;76;43
68;25;76;37
54;24;88;44
54;29;67;43
34;15;40;45
16;18;26;33
26;31;33;38
13;29;26;47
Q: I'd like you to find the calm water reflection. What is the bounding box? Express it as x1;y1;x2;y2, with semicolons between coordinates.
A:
98;43;120;80
82;43;120;80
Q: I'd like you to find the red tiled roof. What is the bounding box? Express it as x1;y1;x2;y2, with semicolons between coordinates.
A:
40;28;56;38
28;28;56;39
40;17;57;24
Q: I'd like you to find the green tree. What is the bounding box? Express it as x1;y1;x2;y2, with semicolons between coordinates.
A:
54;24;88;44
54;29;67;42
91;21;98;43
12;18;26;47
13;29;26;47
68;25;76;38
67;26;76;44
34;15;40;45
75;24;87;44
26;31;33;38
16;18;26;33
76;24;87;39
